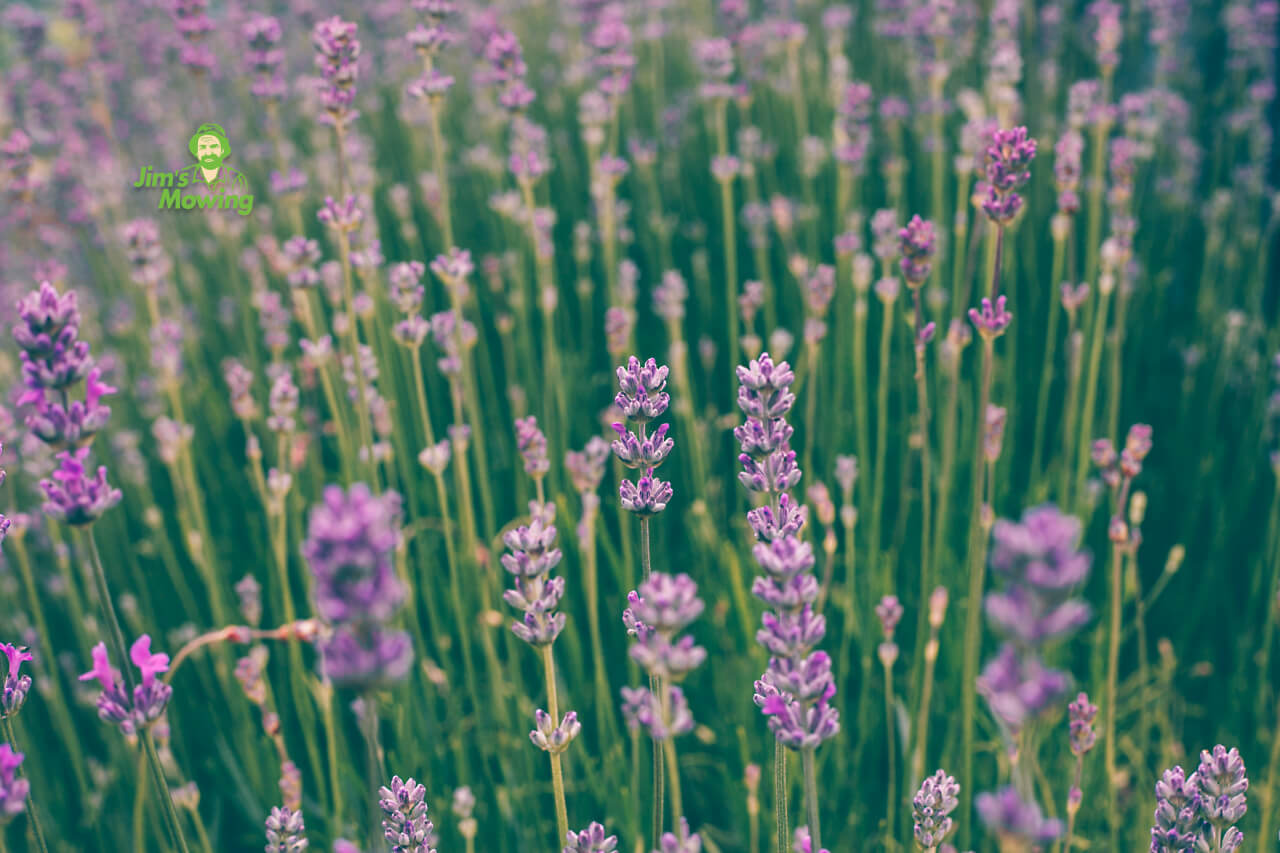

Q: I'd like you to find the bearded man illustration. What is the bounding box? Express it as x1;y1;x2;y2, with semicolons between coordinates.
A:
184;122;249;189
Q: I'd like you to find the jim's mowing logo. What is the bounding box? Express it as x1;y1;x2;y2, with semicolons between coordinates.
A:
131;122;254;216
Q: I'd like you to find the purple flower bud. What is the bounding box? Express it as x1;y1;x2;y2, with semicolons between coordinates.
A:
1068;692;1098;755
0;643;33;716
40;448;122;525
379;776;436;853
898;215;937;287
618;474;673;516
875;595;904;639
265;805;308;852
982;127;1037;224
1150;765;1201;853
530;709;581;753
968;296;1013;339
564;821;618;853
1193;745;1248;828
913;770;960;849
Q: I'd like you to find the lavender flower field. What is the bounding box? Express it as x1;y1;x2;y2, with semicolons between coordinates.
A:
0;0;1278;851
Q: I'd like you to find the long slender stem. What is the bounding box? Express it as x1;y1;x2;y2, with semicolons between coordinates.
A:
362;694;383;852
883;658;897;842
540;645;571;847
802;747;821;852
959;339;994;849
774;740;789;853
715;100;739;381
0;716;50;853
640;516;665;846
1103;544;1123;852
142;730;193;853
1074;284;1112;510
1030;231;1066;481
869;295;896;590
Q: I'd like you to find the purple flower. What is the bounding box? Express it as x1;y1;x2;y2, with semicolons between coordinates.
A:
1068;692;1099;756
78;637;173;734
264;805;308;852
1150;766;1201;853
899;215;937;287
312;16;361;121
968;296;1013;339
913;770;960;849
564;821;618;853
40;448;122;526
0;743;29;820
625;573;706;682
654;817;701;852
565;437;610;494
515;416;550;479
0;643;32;717
618;472;673;516
1194;745;1248;832
379;776;436;853
875;595;904;639
614;357;670;423
503;503;567;646
981;127;1037;224
977;787;1063;845
302;485;411;688
530;708;581;753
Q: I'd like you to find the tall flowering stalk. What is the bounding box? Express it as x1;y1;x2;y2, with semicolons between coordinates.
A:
1063;692;1098;853
974;505;1091;852
1091;423;1152;844
13;281;190;852
612;356;674;847
899;214;939;708
302;483;411;845
502;493;576;846
739;352;838;853
876;595;903;840
623;572;705;845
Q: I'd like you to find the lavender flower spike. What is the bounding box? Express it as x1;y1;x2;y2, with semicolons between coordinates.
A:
1193;745;1247;851
613;356;675;518
379;776;437;853
982;127;1037;224
976;786;1063;847
0;643;33;717
0;743;30;822
264;805;309;852
564;822;619;852
302;484;413;688
78;636;173;735
1150;766;1201;853
40;447;122;526
913;770;960;850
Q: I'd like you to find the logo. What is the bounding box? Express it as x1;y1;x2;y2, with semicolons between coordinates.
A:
131;122;254;216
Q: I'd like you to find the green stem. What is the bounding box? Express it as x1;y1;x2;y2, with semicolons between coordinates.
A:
959;339;994;849
1030;232;1066;482
1073;285;1112;510
774;740;789;853
540;645;571;847
869;295;896;591
883;659;896;842
142;730;193;853
641;516;665;845
802;748;821;853
1103;544;1123;851
362;694;383;852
